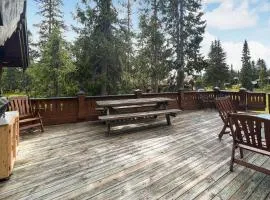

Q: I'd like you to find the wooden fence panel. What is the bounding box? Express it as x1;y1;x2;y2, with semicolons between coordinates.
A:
28;90;267;125
31;97;78;125
247;92;266;111
181;92;200;110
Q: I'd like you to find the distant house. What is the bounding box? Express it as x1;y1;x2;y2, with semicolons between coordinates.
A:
0;0;28;68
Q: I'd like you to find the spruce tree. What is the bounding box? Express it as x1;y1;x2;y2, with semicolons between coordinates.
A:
250;60;259;81
257;58;267;87
205;40;229;88
119;0;135;92
162;0;206;89
34;0;65;46
240;40;253;90
74;0;123;95
27;28;78;97
135;0;172;92
28;0;76;97
229;65;238;84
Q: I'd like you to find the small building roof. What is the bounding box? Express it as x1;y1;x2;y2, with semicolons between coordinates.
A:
0;0;28;68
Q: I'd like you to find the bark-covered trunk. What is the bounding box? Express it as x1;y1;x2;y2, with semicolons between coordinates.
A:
0;67;2;96
100;0;112;95
152;0;159;93
177;0;184;89
127;0;131;73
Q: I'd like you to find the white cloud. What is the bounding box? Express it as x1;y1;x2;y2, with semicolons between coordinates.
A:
201;32;270;70
205;0;258;30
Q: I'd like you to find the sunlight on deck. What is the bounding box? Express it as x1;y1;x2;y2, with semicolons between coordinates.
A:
1;110;270;200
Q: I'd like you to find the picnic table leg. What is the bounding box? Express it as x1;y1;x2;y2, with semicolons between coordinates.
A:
161;102;171;125
106;122;111;136
166;114;171;125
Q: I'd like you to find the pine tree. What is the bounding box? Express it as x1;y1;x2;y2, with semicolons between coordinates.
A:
119;0;136;92
257;58;267;87
162;0;206;89
28;0;76;97
135;0;172;92
34;0;65;46
251;60;259;81
229;65;238;84
240;40;253;90
27;28;77;97
205;40;229;87
74;0;123;95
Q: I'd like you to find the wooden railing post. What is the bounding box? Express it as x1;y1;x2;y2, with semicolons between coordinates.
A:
268;94;270;114
239;88;247;111
77;90;86;121
134;89;142;98
178;89;184;109
213;87;220;98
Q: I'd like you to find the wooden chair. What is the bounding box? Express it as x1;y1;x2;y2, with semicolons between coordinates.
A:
8;96;44;133
215;96;236;140
228;113;270;175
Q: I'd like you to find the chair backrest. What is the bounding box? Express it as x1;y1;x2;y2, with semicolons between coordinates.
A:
215;96;236;123
8;96;32;117
229;113;270;150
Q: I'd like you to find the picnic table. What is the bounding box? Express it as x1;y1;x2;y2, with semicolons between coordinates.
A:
96;97;181;135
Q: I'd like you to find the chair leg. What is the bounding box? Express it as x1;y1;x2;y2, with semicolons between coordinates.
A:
38;113;44;132
40;120;44;132
230;144;236;172
239;147;244;159
218;123;227;141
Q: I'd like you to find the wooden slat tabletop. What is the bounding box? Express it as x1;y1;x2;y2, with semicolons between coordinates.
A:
96;97;174;107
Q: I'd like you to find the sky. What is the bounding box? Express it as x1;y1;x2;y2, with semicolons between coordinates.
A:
27;0;270;71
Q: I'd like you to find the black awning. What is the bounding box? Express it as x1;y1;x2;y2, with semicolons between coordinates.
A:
0;0;29;68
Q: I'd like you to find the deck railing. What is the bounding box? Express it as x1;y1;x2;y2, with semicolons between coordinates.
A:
28;90;267;125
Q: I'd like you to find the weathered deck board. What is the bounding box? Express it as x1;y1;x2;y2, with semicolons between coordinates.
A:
0;110;270;200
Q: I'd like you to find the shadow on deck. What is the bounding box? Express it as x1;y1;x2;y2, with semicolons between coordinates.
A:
1;110;270;200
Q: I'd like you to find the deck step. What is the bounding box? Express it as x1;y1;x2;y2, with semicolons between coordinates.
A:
99;109;181;121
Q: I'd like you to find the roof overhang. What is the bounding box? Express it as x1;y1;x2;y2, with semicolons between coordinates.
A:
0;0;29;68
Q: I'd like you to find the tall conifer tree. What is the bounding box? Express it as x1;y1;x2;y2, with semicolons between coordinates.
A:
34;0;65;46
240;40;253;90
136;0;171;92
74;0;123;95
162;0;206;89
205;40;229;87
257;58;267;87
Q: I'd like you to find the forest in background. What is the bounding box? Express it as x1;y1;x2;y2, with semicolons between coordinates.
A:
1;0;269;97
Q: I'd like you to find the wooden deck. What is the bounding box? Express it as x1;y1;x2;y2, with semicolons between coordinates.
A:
1;110;270;200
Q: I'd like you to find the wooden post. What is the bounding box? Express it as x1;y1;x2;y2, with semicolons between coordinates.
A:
134;89;142;98
178;89;184;110
268;94;270;114
239;88;247;111
77;90;86;121
213;87;220;98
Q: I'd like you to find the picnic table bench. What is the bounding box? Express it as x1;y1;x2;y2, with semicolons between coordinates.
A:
96;98;181;135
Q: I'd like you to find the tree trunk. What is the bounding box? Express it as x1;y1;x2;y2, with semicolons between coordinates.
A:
0;67;2;96
178;0;184;89
152;0;158;93
100;0;112;95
